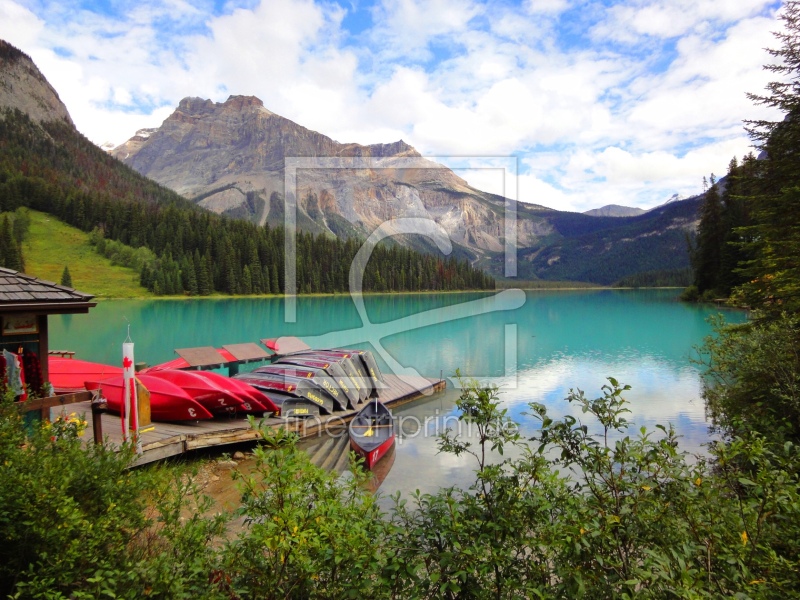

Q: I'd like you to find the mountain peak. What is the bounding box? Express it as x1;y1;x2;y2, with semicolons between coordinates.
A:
0;39;30;63
174;94;272;116
224;94;267;111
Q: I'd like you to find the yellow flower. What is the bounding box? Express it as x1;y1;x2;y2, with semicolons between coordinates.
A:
741;531;748;546
749;579;765;585
694;477;702;486
641;485;651;491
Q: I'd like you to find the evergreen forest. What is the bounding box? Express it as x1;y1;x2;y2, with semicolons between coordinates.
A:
0;110;494;295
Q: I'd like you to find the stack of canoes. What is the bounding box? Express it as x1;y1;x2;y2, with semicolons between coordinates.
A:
235;347;395;468
51;355;281;422
48;347;385;424
232;348;384;418
82;369;280;422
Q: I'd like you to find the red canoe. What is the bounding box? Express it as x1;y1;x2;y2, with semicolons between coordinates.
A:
146;369;250;415
49;357;123;394
191;370;280;415
349;399;395;469
85;374;213;422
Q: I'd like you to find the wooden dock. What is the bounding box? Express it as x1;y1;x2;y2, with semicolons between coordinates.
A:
60;374;445;465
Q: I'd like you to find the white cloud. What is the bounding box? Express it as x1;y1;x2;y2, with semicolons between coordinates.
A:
370;0;483;55
0;0;788;212
524;0;569;16
596;0;778;42
0;1;44;51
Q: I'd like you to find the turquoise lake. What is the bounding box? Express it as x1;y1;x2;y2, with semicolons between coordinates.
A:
51;289;747;495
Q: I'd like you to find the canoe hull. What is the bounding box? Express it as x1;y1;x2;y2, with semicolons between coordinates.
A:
250;388;322;418
190;370;279;415
233;373;337;415
292;353;369;402
349;400;395;469
147;369;247;415
350;433;395;470
85;375;213;421
49;357;123;394
252;366;349;411
269;358;360;409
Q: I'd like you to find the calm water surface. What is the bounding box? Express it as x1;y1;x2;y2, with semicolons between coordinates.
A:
51;289;746;496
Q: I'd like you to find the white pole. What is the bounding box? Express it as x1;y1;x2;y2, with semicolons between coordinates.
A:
122;334;140;453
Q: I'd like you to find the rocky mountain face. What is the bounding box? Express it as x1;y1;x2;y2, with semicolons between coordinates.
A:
110;95;556;257
0;40;73;127
111;95;700;282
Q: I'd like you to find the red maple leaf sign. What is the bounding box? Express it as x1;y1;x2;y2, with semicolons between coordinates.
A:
123;356;133;369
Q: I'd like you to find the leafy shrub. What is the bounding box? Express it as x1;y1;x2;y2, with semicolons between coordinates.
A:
0;392;227;599
698;313;800;441
3;380;799;599
386;378;800;598
221;421;389;599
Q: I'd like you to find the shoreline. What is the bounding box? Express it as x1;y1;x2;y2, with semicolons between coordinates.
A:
89;285;694;301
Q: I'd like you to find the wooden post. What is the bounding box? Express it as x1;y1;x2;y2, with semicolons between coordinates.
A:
91;394;104;444
38;315;49;384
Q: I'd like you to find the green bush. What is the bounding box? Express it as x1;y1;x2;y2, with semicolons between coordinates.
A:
679;284;699;302
386;378;800;598
0;393;228;599
698;313;800;441
3;380;799;598
221;422;389;599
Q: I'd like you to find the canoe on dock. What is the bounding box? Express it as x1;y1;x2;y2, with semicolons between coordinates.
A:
233;372;339;415
255;388;322;419
263;337;385;398
270;357;361;408
298;354;370;402
189;370;279;415
146;369;252;416
252;365;352;410
49;357;122;394
349;399;395;469
85;374;214;422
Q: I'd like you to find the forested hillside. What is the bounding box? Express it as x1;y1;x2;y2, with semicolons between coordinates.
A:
515;198;700;285
0;108;493;295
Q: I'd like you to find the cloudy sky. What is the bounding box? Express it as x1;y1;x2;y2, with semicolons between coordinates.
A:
0;0;786;212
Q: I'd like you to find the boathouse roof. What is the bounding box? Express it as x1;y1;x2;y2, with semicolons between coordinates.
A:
0;267;96;314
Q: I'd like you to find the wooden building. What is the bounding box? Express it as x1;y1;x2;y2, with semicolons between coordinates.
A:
0;267;96;397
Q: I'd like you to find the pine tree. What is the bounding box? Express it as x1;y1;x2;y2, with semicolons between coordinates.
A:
737;1;800;318
60;265;72;288
196;252;211;296
0;215;21;271
693;178;724;294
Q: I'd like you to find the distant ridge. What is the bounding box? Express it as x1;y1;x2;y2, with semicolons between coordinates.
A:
583;204;646;218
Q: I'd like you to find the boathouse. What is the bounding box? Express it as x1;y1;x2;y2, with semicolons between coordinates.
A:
0;267;96;415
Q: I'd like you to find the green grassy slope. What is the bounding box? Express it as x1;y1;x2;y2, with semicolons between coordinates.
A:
22;210;152;298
